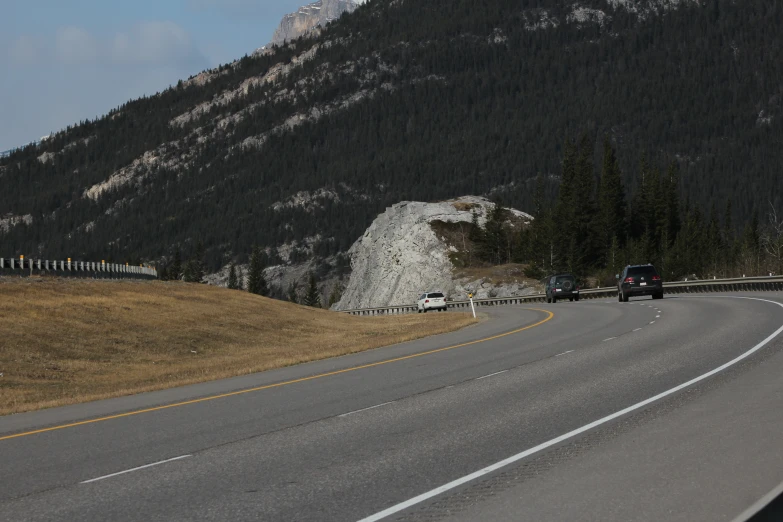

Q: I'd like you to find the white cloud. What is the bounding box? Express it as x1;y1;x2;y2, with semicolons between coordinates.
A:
8;35;44;64
112;21;202;65
6;22;206;67
55;26;100;64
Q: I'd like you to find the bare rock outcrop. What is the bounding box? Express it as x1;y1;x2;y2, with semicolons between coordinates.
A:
334;196;533;310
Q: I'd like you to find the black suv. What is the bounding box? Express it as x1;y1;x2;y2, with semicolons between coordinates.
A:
545;273;580;303
617;264;663;302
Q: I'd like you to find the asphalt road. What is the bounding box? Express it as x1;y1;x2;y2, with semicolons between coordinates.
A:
1;293;782;521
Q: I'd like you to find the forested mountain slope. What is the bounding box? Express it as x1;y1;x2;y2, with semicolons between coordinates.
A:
1;0;780;273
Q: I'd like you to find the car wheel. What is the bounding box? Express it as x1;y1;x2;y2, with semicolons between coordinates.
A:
575;295;580;302
569;297;574;302
417;308;422;313
618;292;622;302
552;297;557;303
623;293;629;302
653;292;663;300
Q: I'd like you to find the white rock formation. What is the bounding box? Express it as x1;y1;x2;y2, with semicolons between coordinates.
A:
334;196;533;310
271;0;364;46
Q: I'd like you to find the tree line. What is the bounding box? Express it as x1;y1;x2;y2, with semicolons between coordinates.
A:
469;136;783;286
159;244;337;308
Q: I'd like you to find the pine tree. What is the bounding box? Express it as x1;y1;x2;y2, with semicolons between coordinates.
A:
247;246;268;296
287;282;299;304
237;266;246;290
327;284;342;308
227;263;238;290
664;163;682;241
572;135;600;272
182;242;204;283
169;247;182;281
480;202;509;265
554;139;578;266
598;137;627;259
302;273;321;308
524;175;551;278
468;209;484;262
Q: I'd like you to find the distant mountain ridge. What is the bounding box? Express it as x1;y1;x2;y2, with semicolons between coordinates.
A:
271;0;363;45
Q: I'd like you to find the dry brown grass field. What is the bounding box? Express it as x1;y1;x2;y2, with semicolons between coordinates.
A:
0;278;476;415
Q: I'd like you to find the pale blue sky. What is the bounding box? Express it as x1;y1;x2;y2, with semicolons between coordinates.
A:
1;0;306;151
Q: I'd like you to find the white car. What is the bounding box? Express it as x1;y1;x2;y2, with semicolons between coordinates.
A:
417;292;447;313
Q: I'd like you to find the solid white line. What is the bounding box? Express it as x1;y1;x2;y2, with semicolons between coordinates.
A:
356;296;783;522
339;402;394;418
602;337;616;342
476;370;508;380
81;455;192;484
730;479;783;522
555;350;574;357
633;328;643;332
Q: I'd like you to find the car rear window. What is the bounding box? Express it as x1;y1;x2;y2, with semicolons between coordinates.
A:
627;266;659;277
427;293;444;298
555;276;575;284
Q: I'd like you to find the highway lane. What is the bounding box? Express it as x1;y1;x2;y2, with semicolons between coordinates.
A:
1;293;782;521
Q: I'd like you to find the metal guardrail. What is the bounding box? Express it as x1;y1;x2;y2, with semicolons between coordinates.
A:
0;256;157;280
340;276;783;316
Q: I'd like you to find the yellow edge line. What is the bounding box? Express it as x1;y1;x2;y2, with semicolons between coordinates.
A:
0;308;554;442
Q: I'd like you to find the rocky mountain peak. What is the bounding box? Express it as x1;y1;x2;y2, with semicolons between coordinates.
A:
271;0;363;46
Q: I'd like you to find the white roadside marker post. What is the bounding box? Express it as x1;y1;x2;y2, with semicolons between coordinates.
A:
469;293;476;319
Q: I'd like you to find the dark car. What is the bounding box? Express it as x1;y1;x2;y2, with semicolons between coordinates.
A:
617;264;664;302
545;273;580;303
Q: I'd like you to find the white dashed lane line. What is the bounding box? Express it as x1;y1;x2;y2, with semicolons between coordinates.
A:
339;402;395;418
603;337;617;342
81;455;192;484
555;350;574;357
476;370;508;380
633;328;643;332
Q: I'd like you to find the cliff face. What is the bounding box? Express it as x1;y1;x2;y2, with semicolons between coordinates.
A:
271;0;360;45
334;196;534;310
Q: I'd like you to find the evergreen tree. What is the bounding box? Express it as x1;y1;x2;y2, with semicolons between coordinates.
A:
468;209;484;263
572;135;600;272
169;247;182;281
287;281;299;304
480;202;509;265
182;242;204;283
237;266;246;290
302;273;321;308
227;263;239;290
247;246;268;296
327;284;343;308
664;163;682;242
524;175;551;278
598;137;627;258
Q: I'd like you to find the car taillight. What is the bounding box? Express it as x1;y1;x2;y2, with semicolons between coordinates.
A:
576;285;581;290
624;277;634;283
652;276;661;281
425;299;429;303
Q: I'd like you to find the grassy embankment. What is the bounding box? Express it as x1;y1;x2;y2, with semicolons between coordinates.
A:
0;278;476;415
